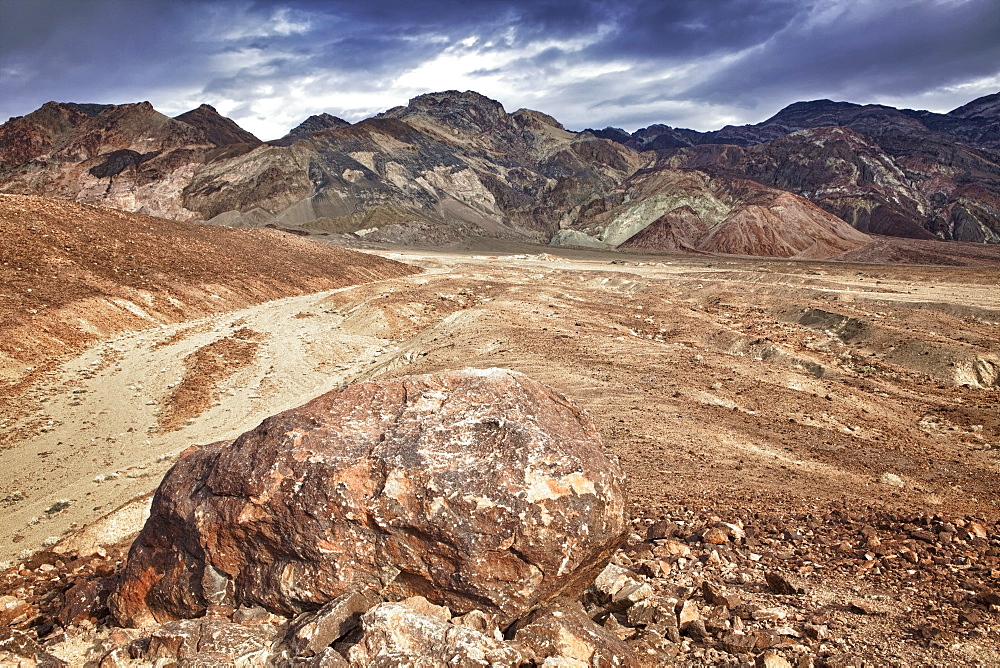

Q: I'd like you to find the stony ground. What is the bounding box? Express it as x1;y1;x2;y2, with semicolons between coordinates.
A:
1;238;998;665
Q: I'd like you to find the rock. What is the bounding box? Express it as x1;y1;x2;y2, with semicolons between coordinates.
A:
397;595;452;621
823;654;863;668
309;646;351;667
752;607;787;622
0;628;67;666
451;609;503;638
803;623;827;640
145;618;280;665
678;599;700;629
685;619;710;640
346;597;523;667
590;564;652;612
878;473;904;488
967;520;988;538
0;628;43;658
57;577;114;626
603;613;637;641
0;595;32;626
626;596;681;643
848;599;876;615
764;571;806;595
703;606;730;635
719;631;757;655
286;589;382;657
751;630;779;651
90;628;147;667
703;527;729;544
109;369;628;627
756;649;793;668
513;598;641;667
973;587;1000;607
625;600;658;627
232;605;275;624
702;582;728;606
645;520;677;540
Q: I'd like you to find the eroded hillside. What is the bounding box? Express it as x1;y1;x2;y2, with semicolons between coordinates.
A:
3;91;997;257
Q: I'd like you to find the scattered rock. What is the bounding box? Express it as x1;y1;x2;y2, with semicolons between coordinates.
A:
703;527;729;544
57;577;114;626
0;627;66;666
823;654;864;668
286;589;383;658
145;618;280;665
590;563;652;612
513;597;640;667
764;571;807;595
849;599;876;615
756;649;793;668
720;630;758;655
0;595;33;626
678;599;700;629
346;597;523;667
451;609;503;638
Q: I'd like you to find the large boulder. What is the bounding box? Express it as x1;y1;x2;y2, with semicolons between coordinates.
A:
109;368;628;627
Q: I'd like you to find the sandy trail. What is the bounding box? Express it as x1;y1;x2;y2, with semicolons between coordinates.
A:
2;248;998;564
0;285;406;561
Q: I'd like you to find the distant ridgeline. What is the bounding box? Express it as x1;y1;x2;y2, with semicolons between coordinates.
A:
1;91;998;258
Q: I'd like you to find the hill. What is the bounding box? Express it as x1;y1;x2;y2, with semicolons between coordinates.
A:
0;194;418;384
592;94;1000;244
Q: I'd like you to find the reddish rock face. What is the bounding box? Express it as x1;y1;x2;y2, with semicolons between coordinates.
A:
109;369;628;627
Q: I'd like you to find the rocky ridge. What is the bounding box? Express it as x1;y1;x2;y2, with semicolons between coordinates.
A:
0;91;642;250
591;94;1000;244
3;91;997;257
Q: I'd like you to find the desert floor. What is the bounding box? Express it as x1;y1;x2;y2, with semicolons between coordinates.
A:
2;244;998;664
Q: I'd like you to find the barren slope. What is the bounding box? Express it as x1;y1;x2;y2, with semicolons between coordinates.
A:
566;169;871;258
0;194;420;463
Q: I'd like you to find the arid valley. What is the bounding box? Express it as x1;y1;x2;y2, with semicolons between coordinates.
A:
1;194;998;666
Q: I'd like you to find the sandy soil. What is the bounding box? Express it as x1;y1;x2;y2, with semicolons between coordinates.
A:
1;242;998;664
3;245;997;556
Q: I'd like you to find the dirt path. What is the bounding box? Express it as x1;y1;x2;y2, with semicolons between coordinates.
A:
0;286;403;560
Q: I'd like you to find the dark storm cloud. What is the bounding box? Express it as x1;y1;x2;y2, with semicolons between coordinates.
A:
686;0;1000;111
1;0;997;137
581;0;799;60
0;0;201;103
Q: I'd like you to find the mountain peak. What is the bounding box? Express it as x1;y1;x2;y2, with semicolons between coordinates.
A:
379;90;508;134
290;113;351;136
948;92;1000;121
174;104;260;146
39;101;113;118
762;99;864;127
269;113;352;146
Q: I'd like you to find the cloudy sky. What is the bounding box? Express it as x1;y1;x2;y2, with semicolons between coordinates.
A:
1;0;998;140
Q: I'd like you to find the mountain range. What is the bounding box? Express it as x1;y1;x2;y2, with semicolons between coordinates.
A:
1;91;997;259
